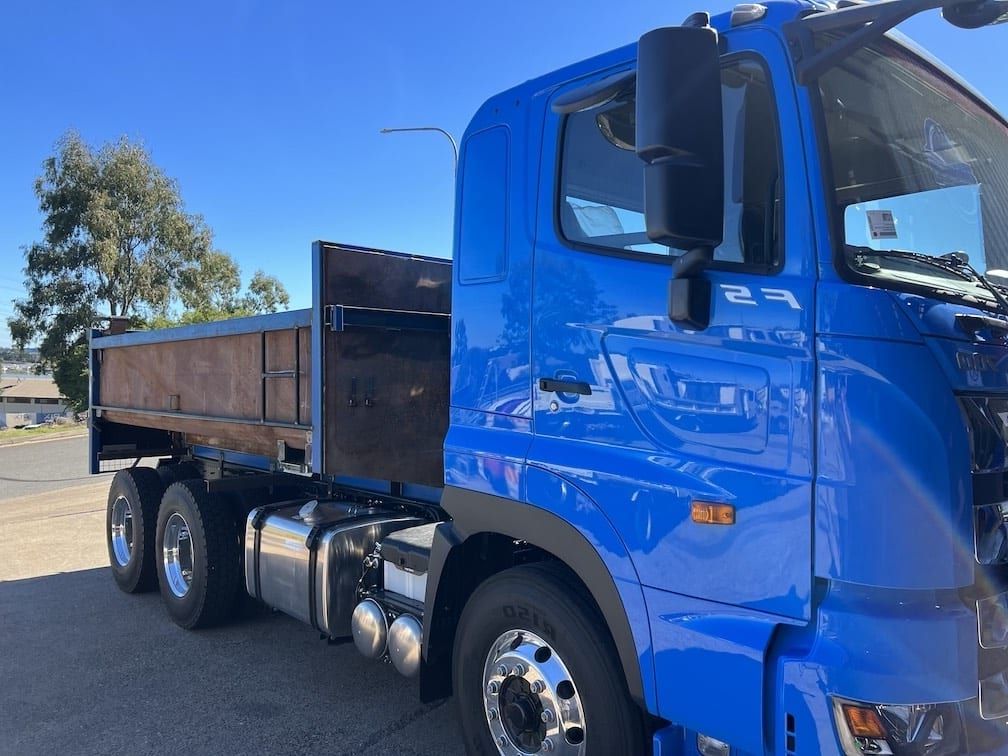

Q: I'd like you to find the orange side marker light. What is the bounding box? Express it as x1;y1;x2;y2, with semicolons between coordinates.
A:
690;501;736;526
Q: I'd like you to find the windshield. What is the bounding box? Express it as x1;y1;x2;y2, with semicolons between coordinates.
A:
819;37;1008;299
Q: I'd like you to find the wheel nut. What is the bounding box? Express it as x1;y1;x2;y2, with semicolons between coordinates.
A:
542;739;554;752
512;663;526;677
498;735;508;748
497;664;509;677
541;709;554;723
488;708;498;721
487;681;500;695
531;680;545;694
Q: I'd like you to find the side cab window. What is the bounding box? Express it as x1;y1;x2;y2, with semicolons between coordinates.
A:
559;58;782;269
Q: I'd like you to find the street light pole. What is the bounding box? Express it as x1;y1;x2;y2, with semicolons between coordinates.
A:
379;126;459;174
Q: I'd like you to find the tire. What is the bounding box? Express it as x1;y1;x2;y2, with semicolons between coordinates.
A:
106;467;165;593
155;480;241;629
452;562;647;755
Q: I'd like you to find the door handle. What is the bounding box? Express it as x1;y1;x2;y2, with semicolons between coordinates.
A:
539;378;592;396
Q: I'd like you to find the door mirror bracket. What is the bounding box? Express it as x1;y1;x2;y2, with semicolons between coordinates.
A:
673;246;714;280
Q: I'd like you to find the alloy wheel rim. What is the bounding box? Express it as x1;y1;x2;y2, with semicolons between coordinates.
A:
109;495;134;567
162;512;194;598
483;629;586;755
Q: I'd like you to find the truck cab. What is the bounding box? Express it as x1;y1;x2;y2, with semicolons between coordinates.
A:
446;1;1008;752
91;1;1008;754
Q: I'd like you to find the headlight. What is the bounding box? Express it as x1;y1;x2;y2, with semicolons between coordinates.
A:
979;667;1008;720
974;501;1008;565
977;592;1008;649
832;698;963;755
695;733;730;756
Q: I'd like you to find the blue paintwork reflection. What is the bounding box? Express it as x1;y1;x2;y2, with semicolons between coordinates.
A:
606;337;773;454
524;465;658;712
815;330;974;589
816;278;924;342
450;98;534;423
526;437;813;617
444;409;530;501
645;586;780;755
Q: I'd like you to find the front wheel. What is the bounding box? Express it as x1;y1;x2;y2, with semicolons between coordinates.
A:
452;563;646;755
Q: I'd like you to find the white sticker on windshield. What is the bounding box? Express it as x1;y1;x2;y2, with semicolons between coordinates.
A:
866;210;898;240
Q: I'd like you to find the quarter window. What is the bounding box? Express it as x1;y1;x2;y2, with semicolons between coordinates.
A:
558;59;781;268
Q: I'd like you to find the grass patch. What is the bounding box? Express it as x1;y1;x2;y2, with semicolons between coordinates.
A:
0;423;88;445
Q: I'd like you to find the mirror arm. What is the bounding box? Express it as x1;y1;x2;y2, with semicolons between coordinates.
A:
788;0;994;83
673;246;715;279
551;70;636;115
789;1;934;83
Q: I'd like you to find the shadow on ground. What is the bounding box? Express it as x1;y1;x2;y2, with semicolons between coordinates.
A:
0;567;464;756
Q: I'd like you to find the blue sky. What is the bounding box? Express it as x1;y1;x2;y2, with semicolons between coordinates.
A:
0;1;1004;346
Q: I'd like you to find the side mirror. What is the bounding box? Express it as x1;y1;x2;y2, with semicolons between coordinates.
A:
986;269;1008;287
943;0;1008;28
635;26;724;252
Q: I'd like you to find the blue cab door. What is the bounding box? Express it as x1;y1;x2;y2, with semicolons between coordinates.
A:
526;31;817;625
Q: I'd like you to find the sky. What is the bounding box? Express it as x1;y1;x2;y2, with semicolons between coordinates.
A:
0;1;1005;346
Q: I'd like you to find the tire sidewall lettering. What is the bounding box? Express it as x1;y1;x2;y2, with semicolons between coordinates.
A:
502;603;556;642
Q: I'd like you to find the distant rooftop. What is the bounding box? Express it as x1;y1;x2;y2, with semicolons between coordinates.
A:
0;378;65;400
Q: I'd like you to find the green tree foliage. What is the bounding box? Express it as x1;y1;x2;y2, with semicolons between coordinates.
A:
244;270;290;314
149;256;290;327
7;131;289;409
179;249;242;315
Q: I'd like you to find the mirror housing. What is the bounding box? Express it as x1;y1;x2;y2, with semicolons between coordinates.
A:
986;269;1008;287
669;278;712;330
636;26;724;251
943;0;1008;28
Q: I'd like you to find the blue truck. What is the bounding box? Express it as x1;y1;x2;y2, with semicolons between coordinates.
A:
90;1;1008;753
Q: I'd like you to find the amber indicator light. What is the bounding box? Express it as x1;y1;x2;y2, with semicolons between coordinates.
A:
842;705;886;739
690;501;735;526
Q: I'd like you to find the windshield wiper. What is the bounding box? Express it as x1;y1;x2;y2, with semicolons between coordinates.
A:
847;245;1008;314
938;251;1008;317
847;245;975;280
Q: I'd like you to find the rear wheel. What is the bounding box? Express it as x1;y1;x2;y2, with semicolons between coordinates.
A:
106;467;165;593
452;563;646;755
155;480;240;629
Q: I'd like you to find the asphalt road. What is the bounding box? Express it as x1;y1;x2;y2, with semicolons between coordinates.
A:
0;437;465;756
0;433;102;500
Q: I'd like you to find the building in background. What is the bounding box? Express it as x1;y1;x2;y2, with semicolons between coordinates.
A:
0;378;71;427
